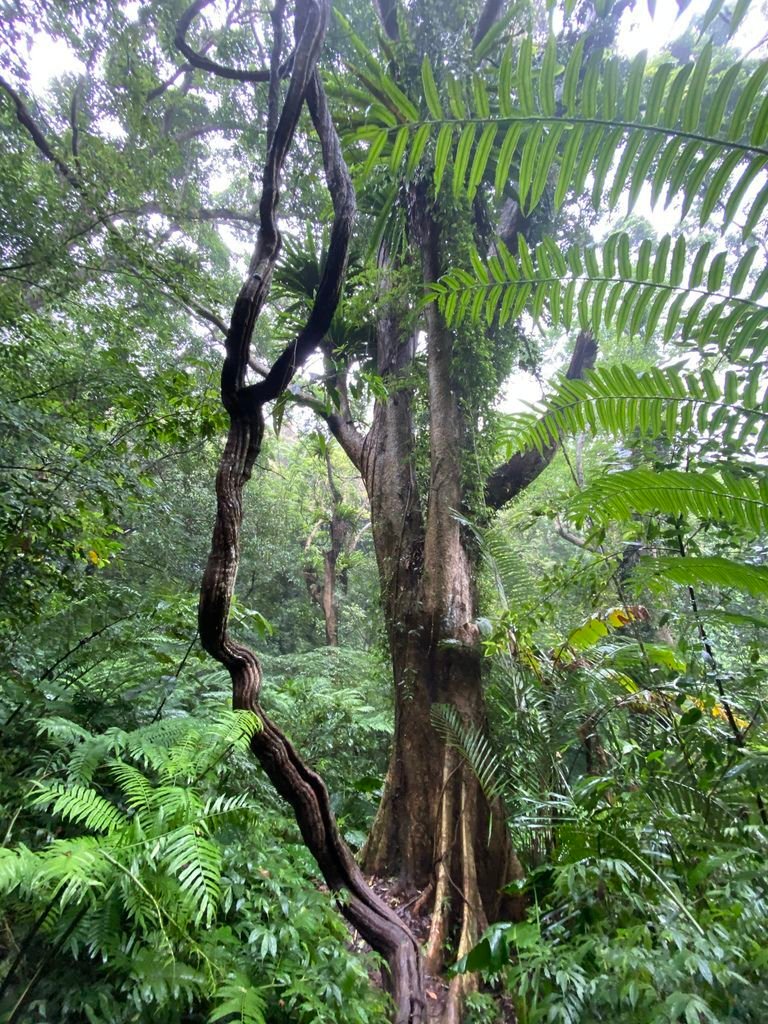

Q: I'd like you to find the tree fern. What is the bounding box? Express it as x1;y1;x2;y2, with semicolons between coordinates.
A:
501;363;768;456
570;467;768;534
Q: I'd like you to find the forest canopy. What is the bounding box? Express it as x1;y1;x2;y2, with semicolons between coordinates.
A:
1;0;768;1022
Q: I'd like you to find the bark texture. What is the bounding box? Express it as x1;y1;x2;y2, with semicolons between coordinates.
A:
192;2;423;1019
355;198;524;990
325;193;595;1024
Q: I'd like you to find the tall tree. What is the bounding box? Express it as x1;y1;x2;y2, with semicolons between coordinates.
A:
4;0;767;1020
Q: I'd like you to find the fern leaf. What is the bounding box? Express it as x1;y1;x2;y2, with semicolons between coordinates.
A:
209;974;267;1024
0;845;39;896
38;836;110;905
110;759;156;817
32;781;128;834
501;364;768;455
161;825;222;925
571;468;768;535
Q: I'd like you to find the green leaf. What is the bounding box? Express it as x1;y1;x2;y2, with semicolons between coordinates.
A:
421;56;443;120
452;124;476;198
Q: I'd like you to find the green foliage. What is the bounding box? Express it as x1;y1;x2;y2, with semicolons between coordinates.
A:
342;23;768;229
643;554;768;598
0;713;388;1024
431;703;502;803
431;233;768;361
570;467;768;534
500;363;768;457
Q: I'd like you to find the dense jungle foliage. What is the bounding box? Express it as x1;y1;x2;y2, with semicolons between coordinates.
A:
1;0;768;1021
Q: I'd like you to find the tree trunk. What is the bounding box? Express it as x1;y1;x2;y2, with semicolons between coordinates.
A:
356;224;517;993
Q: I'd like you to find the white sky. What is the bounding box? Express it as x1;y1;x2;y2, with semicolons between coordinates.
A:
24;1;713;92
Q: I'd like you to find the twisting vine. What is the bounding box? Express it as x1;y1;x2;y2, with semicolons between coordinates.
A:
185;1;424;1020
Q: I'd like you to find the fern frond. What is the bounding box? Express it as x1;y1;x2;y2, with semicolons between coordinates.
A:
110;759;156;817
0;844;39;896
209;973;268;1024
431;233;768;360
125;947;208;1008
202;792;253;823
642;555;768;598
126;718;190;771
161;824;222;926
36;717;93;745
38;837;110;905
431;704;502;803
67;727;129;784
343;29;768;233
503;363;768;455
152;784;203;821
571;468;768;535
32;781;128;835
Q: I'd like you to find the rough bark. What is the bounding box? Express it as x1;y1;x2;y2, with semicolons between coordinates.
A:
195;4;424;1020
357;202;518;1002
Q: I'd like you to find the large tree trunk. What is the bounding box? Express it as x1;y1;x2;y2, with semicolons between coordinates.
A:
356;225;518;1013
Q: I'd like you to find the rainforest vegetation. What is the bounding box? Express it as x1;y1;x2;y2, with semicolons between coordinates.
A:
1;0;768;1020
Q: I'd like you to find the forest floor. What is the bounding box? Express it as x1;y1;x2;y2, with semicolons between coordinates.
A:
348;876;518;1022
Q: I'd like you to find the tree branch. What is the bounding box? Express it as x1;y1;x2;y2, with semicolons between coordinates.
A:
373;0;399;40
0;74;81;189
175;0;282;82
473;0;504;49
196;3;424;1015
252;71;355;404
485;331;597;510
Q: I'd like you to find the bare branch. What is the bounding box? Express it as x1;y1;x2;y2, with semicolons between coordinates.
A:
69;78;83;159
175;0;276;82
147;63;194;101
485;331;597;511
0;75;81;189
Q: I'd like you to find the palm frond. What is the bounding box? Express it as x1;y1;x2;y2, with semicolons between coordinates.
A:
431;233;768;361
340;23;768;234
431;703;502;803
640;554;768;598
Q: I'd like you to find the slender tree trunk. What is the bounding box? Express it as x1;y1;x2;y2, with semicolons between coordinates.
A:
303;449;349;645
